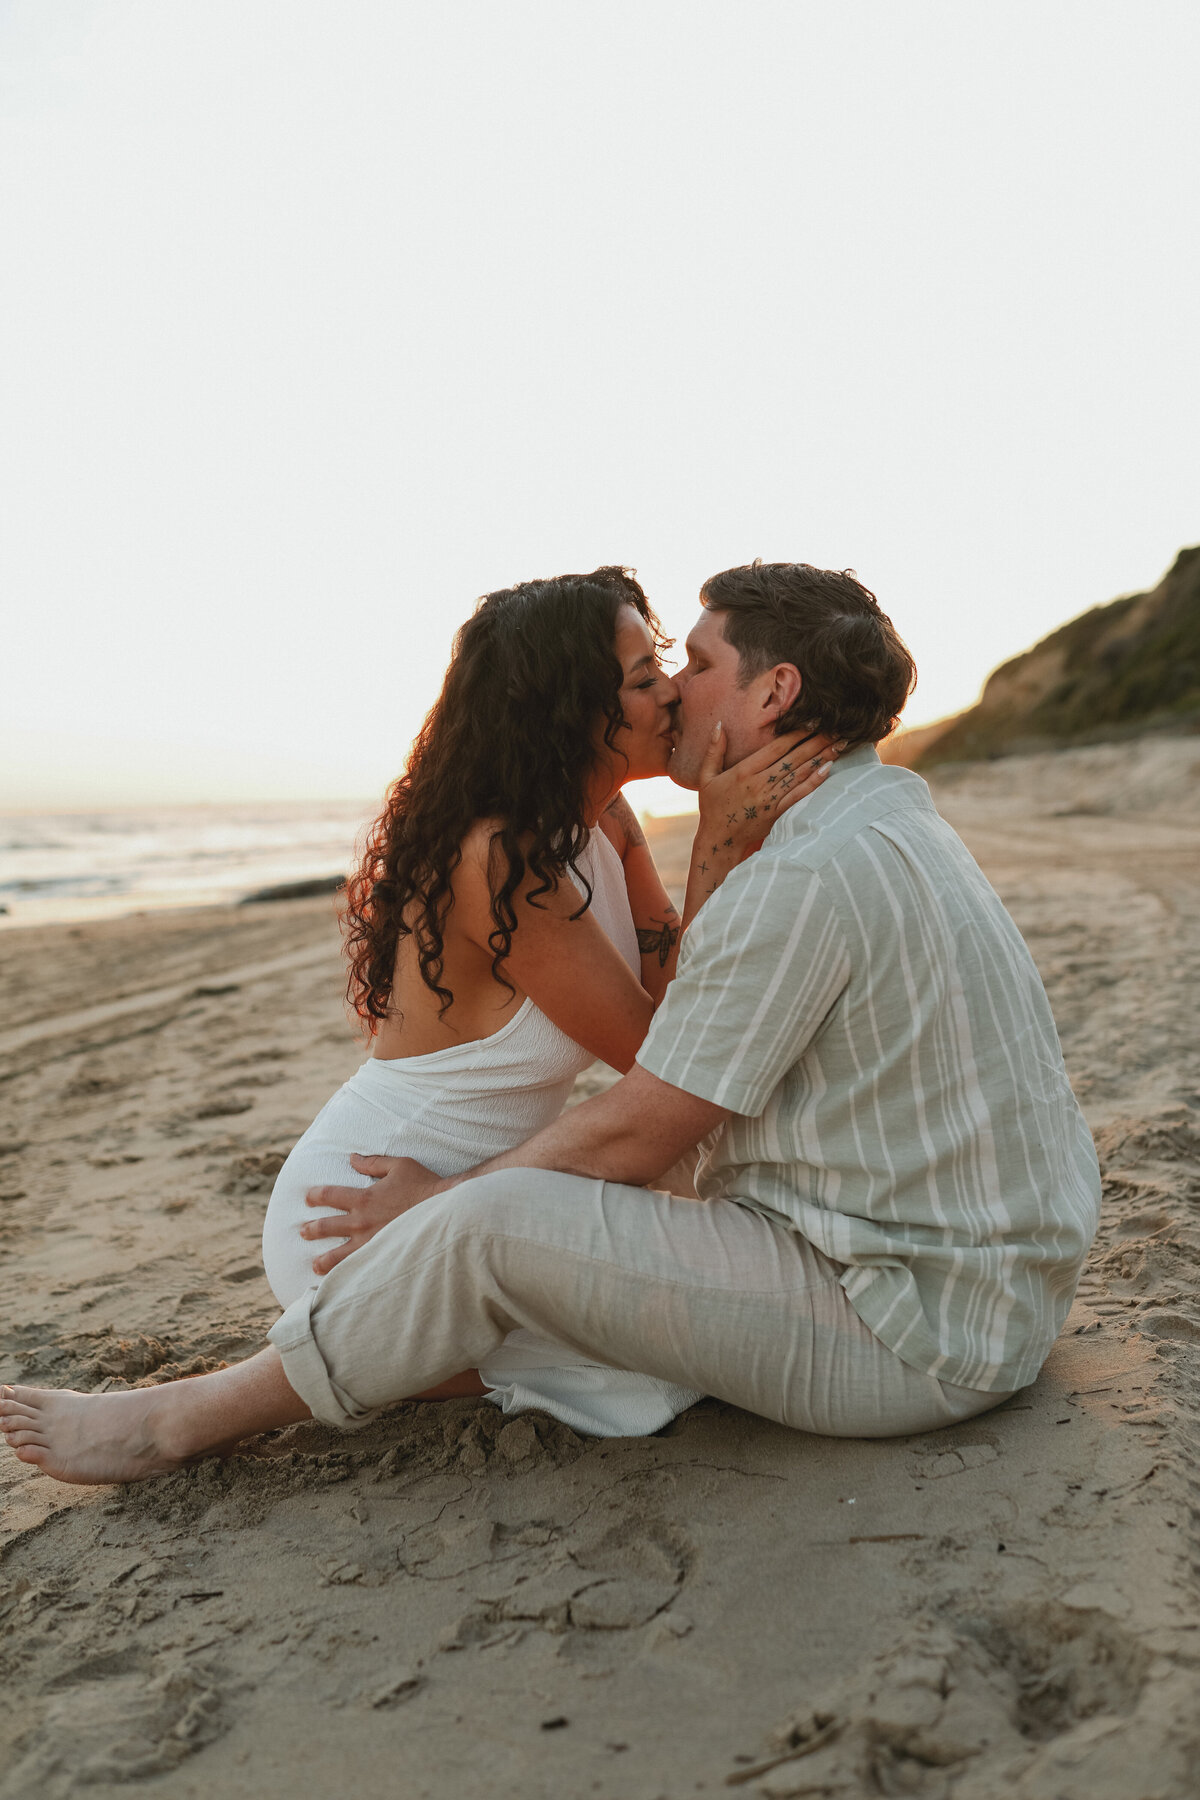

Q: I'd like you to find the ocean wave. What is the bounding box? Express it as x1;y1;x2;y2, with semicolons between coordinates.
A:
0;874;128;899
0;800;373;927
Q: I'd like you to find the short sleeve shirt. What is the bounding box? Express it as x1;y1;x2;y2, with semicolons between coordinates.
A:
637;745;1101;1392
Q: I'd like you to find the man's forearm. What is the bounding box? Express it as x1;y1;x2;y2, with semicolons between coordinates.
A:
430;1066;726;1201
433;1086;677;1197
311;1067;730;1255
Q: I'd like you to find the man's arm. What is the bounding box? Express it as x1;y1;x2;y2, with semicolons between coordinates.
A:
301;1064;729;1275
303;745;843;1277
462;1061;726;1186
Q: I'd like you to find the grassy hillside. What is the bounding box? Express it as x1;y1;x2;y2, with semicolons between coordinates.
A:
915;545;1200;767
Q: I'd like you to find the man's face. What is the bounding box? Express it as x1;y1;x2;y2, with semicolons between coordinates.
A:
668;605;782;788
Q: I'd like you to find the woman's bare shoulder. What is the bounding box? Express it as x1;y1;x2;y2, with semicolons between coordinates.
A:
460;817;546;880
447;819;506;922
453;817;567;917
458;816;505;869
459;818;589;924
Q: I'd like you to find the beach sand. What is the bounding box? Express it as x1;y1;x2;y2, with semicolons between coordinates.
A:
2;739;1199;1798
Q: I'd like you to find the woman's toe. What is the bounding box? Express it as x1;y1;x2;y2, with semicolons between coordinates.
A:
5;1426;46;1448
13;1444;47;1466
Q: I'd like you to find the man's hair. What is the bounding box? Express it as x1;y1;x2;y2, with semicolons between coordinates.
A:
700;561;916;745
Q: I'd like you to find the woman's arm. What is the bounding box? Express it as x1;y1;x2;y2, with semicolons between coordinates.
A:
457;734;840;1073
456;834;655;1073
681;726;841;923
602;728;841;1002
598;795;681;1005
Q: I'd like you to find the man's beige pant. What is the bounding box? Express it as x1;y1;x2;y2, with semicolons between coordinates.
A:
268;1170;1010;1436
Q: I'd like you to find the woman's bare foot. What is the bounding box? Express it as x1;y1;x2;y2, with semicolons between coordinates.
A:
0;1383;192;1485
0;1349;311;1486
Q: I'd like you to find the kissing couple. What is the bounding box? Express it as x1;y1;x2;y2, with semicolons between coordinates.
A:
1;560;1101;1483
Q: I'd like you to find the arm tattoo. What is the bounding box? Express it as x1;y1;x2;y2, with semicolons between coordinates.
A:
636;915;681;968
605;793;647;851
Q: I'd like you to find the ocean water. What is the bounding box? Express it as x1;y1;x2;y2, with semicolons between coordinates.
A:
0;800;379;930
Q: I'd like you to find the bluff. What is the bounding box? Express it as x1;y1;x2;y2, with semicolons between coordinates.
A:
908;545;1200;768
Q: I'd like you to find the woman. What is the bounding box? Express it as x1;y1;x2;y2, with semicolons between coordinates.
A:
261;565;833;1435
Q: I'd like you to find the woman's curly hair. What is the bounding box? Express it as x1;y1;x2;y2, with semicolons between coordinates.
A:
343;567;669;1026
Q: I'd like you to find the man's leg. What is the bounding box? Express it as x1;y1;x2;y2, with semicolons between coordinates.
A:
268;1169;996;1436
1;1168;998;1484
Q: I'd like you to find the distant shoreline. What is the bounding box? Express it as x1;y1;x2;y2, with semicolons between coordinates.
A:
4;735;1196;935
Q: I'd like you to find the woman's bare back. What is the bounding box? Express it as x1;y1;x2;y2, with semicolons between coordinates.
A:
370;816;653;1070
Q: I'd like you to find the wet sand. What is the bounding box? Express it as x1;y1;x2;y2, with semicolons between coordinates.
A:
2;738;1199;1798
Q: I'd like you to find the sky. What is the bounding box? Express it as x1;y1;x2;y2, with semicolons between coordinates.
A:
2;1;1198;815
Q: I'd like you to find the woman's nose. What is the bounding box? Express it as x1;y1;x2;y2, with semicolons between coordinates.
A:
659;670;682;704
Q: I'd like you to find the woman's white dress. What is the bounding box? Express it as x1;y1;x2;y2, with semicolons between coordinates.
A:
261;829;701;1436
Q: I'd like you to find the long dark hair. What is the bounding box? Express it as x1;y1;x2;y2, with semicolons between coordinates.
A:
344;566;669;1025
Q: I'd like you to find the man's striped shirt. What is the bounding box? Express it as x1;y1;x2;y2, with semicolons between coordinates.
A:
637;744;1101;1393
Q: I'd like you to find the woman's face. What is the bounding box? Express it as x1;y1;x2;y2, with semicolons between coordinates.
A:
601;603;679;782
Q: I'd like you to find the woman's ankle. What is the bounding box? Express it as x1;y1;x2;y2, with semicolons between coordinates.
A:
139;1379;213;1463
132;1351;310;1464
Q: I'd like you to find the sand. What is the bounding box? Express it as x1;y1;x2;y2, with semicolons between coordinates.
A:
2;739;1199;1799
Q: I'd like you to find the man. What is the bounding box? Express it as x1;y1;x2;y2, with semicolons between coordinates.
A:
0;564;1101;1481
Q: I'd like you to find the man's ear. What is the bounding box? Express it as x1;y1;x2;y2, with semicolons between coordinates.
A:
761;663;802;723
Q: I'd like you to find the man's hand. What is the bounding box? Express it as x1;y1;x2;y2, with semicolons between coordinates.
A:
302;1154;445;1275
300;1066;726;1277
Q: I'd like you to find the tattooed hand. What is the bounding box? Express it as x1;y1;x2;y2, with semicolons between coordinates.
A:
701;726;840;837
685;726;844;905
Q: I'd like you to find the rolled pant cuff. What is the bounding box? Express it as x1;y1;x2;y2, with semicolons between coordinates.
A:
268;1285;379;1430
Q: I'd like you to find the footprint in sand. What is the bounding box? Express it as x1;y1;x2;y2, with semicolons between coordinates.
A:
743;1603;1158;1798
5;1659;224;1793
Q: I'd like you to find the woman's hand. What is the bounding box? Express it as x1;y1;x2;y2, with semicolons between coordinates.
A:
699;725;841;844
683;727;842;919
301;1154;444;1275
